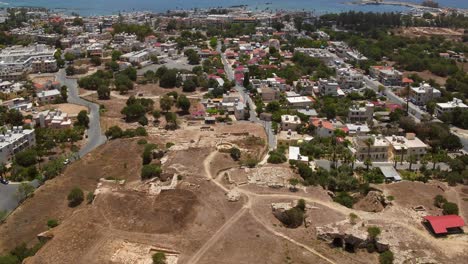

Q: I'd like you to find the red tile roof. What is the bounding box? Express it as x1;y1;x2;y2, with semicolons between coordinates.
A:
423;215;465;234
310;118;335;130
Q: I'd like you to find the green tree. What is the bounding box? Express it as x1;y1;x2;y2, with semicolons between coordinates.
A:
15;149;37;167
141;164;162;180
442;202;459;215
67;187;84;207
16;182;35;202
97;85;111;100
76;110;89;128
159;70;177;88
64;52;76;62
433;194;447;208
160;95;174;112
176;95;191;113
111;50;122;61
243;72;250;88
182;79;197;92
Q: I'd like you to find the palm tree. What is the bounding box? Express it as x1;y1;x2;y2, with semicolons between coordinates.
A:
364;137;374;160
407;155;417;171
364;158;372;171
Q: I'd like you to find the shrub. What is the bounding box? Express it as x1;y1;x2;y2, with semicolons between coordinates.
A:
333;192;355;208
379;250;394;264
141;164;162;180
349;213;358;225
296;199;306;211
137;139;148;145
367;226;381;240
152;252;166;264
47;219;59;228
87;192;94;204
442;202;459;215
142;144;157;165
433;194;447;208
230;147;241;161
280;207;304;228
67;187;84;207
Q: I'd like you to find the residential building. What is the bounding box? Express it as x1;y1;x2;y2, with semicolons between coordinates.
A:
286;96;313;108
37;89;61;104
350;135;390;162
0;127;36;164
257;85;279;102
345;123;370;136
435;98;468;117
234;102;245;121
385;133;429;160
310;118;336;138
281;115;301;131
348;103;374;123
34;110;72;129
410;83;441;105
318;78;344;96
336;68;363;89
277;130;310;146
369;66;402;86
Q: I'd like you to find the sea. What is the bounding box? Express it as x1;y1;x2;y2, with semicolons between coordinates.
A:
0;0;467;16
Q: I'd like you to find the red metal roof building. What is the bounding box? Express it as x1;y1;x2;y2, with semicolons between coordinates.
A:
423;215;465;235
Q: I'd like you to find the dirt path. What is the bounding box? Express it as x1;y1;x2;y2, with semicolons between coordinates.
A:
191;150;339;264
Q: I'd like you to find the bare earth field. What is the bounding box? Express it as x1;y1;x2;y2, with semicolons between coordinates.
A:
394;27;465;42
403;71;447;86
39;103;88;117
1;120;467;263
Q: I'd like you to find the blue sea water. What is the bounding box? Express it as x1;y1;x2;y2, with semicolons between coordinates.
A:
0;0;467;16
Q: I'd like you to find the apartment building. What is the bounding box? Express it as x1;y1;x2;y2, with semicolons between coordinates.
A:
348;103;374;123
318;78;344;96
369;66;402;87
350;135;390;162
435;98;468;117
0;127;36;164
336;67;363;89
410;83;441;105
385;133;429;160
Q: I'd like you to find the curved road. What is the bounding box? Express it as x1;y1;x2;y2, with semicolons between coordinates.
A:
56;70;107;157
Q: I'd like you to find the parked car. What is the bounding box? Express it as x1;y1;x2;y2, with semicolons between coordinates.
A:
0;178;9;185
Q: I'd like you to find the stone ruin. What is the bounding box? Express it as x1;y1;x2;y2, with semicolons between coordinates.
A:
316;220;390;253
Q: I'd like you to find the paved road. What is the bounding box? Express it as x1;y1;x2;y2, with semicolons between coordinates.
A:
0;180;40;212
219;44;276;149
363;76;425;121
56;70;107;157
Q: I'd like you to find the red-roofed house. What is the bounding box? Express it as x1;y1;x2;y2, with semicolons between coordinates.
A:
310;118;335;138
423;215;465;235
402;77;414;85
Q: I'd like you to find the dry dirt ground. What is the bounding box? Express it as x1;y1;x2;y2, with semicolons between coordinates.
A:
394;27;465;42
38;103;88;117
2;121;468;263
403;71;447;86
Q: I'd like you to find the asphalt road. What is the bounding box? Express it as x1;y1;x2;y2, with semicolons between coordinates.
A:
0;180;40;212
219;45;276;150
363;76;425;121
56;70;107;157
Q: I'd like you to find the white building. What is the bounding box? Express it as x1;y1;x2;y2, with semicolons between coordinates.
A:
234;102;245;121
410;83;441;105
318;78;344;96
288;146;309;163
281;115;301;131
0;127;36;164
435;98;468;117
0;44;57;80
34;110;72;129
37;89;61;104
385;133;429;160
350;135;390;162
336;68;363;89
286;96;313;108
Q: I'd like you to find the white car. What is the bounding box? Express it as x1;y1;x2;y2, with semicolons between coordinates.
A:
63;159;70;165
